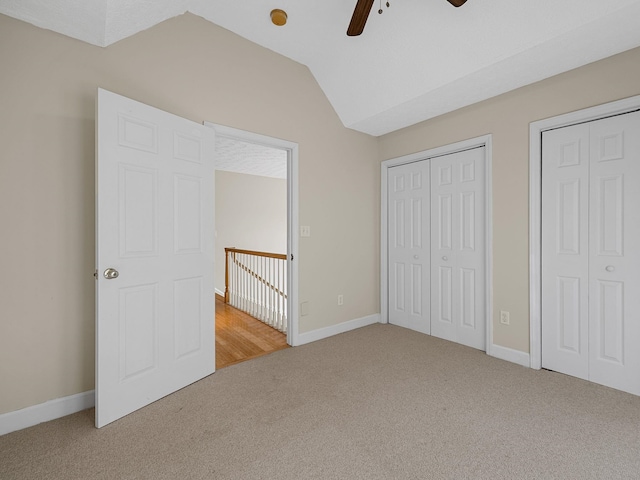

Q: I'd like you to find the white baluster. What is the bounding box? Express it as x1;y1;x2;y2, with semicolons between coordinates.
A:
270;257;274;328
279;258;283;331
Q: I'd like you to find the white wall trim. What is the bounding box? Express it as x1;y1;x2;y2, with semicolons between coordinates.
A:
484;137;494;358
296;314;381;346
215;287;224;297
0;390;95;436
380;134;493;353
204;122;300;347
488;345;531;368
529;95;640;370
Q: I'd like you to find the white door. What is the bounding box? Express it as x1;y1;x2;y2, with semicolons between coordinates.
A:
541;122;590;379
96;89;216;427
388;161;431;334
542;111;640;395
542;123;589;379
430;147;486;350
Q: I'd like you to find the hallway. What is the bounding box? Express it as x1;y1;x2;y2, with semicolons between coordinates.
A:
215;295;289;369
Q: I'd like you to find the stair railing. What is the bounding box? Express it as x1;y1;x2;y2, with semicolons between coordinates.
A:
225;247;287;333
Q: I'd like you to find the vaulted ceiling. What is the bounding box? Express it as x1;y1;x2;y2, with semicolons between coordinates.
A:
3;0;640;136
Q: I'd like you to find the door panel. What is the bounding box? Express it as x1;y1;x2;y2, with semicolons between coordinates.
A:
430;147;486;350
460;268;476;328
119;284;158;380
437;194;452;249
588;111;640;395
541;123;590;379
96;89;215;427
556;276;581;354
388;161;430;334
437;266;452;324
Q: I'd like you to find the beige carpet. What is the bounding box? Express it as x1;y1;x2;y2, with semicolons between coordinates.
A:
2;324;640;479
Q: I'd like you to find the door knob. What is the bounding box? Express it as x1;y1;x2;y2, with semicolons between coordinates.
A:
103;268;119;279
413;255;419;259
442;256;448;261
605;265;615;272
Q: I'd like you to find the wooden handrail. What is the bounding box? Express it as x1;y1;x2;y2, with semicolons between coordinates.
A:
224;247;287;303
225;247;286;260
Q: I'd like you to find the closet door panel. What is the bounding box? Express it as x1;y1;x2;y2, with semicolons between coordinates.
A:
588;111;640;395
431;148;485;350
388;161;431;334
541;123;590;379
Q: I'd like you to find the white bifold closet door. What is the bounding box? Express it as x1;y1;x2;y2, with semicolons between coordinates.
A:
430;147;486;350
388;161;431;334
388;147;486;350
542;111;640;395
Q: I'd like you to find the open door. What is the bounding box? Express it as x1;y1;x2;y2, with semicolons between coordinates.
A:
95;89;215;428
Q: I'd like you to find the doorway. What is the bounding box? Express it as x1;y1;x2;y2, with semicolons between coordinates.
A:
206;123;300;350
95;91;300;427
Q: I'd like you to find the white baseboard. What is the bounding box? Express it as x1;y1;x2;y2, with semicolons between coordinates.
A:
215;288;224;297
0;390;95;436
295;313;381;346
489;344;531;368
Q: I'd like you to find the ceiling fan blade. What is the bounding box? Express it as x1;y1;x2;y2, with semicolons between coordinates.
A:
347;0;375;36
446;0;468;6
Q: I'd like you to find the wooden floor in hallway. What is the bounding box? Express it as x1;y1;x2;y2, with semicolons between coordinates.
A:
215;295;289;370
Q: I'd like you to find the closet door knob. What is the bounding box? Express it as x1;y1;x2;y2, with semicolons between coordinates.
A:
605;265;615;272
442;256;448;261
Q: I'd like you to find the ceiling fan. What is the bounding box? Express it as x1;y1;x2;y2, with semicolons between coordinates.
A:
347;0;467;36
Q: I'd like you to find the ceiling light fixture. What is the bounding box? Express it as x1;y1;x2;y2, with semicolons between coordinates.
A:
270;9;288;26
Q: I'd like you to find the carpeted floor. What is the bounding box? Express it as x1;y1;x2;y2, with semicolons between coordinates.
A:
2;324;640;479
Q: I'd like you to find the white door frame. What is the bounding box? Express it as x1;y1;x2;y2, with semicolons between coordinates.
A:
380;134;493;354
529;95;640;369
205;122;300;346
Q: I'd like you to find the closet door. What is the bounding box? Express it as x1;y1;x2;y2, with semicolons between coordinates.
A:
430;148;486;350
541;123;590;380
588;112;640;395
388;161;431;334
542;111;640;395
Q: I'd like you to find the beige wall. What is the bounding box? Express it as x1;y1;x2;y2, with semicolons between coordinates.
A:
379;46;640;353
215;171;287;292
0;13;379;415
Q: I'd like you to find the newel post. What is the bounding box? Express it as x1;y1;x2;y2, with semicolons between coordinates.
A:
224;248;230;303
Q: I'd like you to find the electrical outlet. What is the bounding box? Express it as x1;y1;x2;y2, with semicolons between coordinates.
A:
337;295;344;306
500;310;510;325
300;226;311;237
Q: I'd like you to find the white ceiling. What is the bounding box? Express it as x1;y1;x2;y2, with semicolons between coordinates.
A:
215;137;287;180
3;0;640;136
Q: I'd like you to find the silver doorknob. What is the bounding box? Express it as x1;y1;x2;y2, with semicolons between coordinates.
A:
442;256;448;261
605;265;615;272
103;268;119;279
413;255;419;259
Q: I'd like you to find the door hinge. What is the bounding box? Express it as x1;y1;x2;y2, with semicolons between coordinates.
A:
291;254;294;261
94;269;98;279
